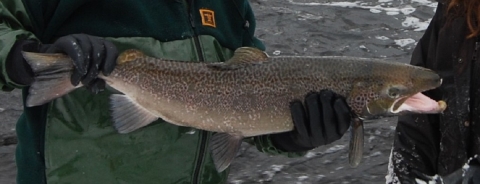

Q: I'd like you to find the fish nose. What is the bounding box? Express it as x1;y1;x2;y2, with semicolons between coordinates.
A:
432;72;442;86
415;69;442;87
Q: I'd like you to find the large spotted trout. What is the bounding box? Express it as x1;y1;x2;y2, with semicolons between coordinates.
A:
22;47;446;172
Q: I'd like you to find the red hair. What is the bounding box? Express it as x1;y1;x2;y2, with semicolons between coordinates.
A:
446;0;480;38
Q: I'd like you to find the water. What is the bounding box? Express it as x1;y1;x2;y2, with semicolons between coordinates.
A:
229;0;436;183
0;0;437;183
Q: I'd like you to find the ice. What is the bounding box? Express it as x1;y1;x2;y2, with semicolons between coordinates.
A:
286;0;432;18
386;147;400;184
287;0;361;7
259;165;285;182
402;16;432;31
304;151;316;158
324;145;346;154
394;38;415;47
412;0;436;6
400;6;416;15
369;151;382;157
375;36;390;40
387;11;400;15
271;164;285;172
370;9;382;13
298;175;308;181
402;17;420;27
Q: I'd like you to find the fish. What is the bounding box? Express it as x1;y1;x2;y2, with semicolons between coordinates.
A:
21;47;447;172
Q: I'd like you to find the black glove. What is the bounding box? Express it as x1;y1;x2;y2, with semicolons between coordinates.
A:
6;34;118;94
413;156;480;184
270;90;352;152
46;34;118;93
462;156;480;184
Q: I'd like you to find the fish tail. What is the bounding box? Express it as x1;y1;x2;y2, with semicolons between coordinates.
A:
348;117;364;167
22;51;77;107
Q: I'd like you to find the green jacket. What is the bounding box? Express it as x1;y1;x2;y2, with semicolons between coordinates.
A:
0;0;302;183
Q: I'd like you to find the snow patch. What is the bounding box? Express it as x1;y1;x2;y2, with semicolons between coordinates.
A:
385;147;400;184
325;145;346;154
394;38;415;47
370;9;382;13
375;36;390;40
305;151;316;158
402;17;432;31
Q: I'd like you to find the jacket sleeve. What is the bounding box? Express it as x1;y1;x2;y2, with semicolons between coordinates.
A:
386;3;445;184
0;0;38;91
242;0;266;51
245;135;306;157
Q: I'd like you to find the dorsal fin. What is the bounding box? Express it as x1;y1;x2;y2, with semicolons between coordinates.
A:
117;49;146;65
207;47;269;70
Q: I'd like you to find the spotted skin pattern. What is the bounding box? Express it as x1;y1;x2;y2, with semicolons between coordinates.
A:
101;48;442;137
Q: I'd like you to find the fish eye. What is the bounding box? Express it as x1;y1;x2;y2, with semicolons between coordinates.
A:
387;87;401;98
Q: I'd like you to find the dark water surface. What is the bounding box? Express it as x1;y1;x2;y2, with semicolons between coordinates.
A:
0;0;437;183
229;0;436;183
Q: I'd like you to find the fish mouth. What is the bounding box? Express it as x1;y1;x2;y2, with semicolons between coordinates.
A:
390;93;447;114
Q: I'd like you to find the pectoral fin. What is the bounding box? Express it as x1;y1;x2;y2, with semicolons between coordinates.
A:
207;47;269;70
348;117;364;167
110;94;158;133
209;133;244;172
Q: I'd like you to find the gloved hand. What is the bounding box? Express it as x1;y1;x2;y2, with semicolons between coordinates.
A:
5;34;118;94
462;156;480;184
270;90;352;152
413;156;480;184
45;34;118;93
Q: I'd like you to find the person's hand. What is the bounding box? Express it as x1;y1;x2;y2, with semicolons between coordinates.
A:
6;34;118;94
413;155;480;184
463;160;480;184
462;156;480;184
270;90;352;152
46;34;118;93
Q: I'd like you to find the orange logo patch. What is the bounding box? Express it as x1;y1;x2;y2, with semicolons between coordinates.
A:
199;9;216;28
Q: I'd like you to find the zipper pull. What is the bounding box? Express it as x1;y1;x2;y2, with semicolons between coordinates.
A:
189;13;196;28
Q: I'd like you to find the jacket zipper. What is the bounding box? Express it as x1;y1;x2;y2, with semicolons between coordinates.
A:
188;1;204;62
193;131;209;184
467;39;480;155
186;0;208;183
470;40;479;117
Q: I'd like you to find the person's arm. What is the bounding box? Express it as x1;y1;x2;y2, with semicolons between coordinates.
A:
0;0;38;91
387;2;445;183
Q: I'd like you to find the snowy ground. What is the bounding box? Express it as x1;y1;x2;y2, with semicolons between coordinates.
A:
0;0;437;183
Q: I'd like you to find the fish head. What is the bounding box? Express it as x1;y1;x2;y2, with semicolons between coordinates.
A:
348;62;445;119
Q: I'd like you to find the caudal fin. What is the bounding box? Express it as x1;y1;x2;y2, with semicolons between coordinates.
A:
22;52;78;107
